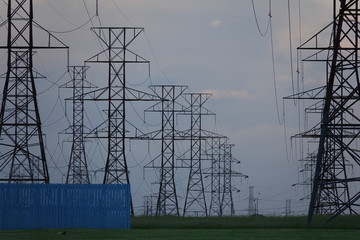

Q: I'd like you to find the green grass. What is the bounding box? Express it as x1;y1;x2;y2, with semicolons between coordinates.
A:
1;216;360;240
132;215;360;229
1;228;360;240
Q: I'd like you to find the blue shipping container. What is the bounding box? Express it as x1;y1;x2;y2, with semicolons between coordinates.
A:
0;184;130;230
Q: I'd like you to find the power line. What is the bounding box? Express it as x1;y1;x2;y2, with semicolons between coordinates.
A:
47;15;96;34
287;0;296;104
251;0;271;37
112;0;136;26
269;10;282;125
46;0;79;27
38;70;68;95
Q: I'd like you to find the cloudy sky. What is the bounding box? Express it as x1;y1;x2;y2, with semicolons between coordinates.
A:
0;0;336;215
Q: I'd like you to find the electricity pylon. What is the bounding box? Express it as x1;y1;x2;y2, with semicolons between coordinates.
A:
286;0;360;222
60;66;96;184
221;142;248;216
82;27;160;215
143;85;188;216
0;0;67;182
248;186;256;215
308;0;360;222
143;195;157;216
221;143;235;216
285;199;291;216
180;93;214;217
206;136;227;216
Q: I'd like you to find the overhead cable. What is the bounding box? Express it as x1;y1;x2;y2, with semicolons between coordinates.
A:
251;0;271;37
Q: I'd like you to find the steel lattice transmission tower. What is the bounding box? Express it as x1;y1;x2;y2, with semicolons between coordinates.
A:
221;143;235;216
303;0;360;222
60;66;95;184
82;27;159;215
0;0;67;182
181;93;214;217
145;85;188;216
207;136;227;216
221;143;247;216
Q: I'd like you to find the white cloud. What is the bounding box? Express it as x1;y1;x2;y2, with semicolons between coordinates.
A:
202;88;257;100
209;19;223;28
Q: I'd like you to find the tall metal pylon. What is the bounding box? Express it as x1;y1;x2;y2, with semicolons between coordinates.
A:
221;143;235;216
82;27;160;215
308;0;360;222
207;136;227;216
181;93;214;217
0;0;67;182
288;0;360;222
144;85;188;216
221;143;248;216
60;66;95;184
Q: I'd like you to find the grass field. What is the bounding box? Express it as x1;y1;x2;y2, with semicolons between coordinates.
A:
1;215;360;240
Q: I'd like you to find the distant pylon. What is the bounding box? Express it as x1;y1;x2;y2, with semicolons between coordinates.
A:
248;186;256;215
221;143;235;216
143;195;157;216
144;85;188;216
208;136;227;216
182;93;214;217
285;199;291;216
60;66;96;184
0;0;67;182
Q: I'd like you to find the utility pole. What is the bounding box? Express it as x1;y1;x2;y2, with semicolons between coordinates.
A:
0;0;67;182
60;66;96;184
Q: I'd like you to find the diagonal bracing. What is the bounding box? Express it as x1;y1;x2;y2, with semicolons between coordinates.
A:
83;27;160;215
0;0;67;183
294;0;360;223
60;66;96;184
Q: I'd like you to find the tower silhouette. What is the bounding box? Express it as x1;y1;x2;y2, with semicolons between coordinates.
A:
60;66;95;184
144;85;188;216
82;27;160;215
0;0;67;182
181;93;214;217
307;0;360;222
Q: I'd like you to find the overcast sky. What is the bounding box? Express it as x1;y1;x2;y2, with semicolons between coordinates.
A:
0;0;336;216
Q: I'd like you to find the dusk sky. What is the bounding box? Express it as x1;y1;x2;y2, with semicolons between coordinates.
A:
0;0;336;215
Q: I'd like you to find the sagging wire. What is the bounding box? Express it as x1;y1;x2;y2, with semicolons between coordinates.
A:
287;0;296;105
269;6;283;125
251;0;271;37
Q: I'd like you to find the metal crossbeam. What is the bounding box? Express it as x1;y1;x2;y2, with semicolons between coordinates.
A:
145;85;188;216
60;66;95;184
84;27;159;216
0;0;67;183
306;0;360;223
